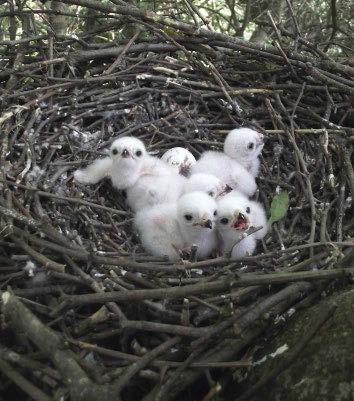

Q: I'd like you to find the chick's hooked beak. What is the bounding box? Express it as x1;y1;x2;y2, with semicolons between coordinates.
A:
195;218;213;229
122;149;130;158
203;219;213;229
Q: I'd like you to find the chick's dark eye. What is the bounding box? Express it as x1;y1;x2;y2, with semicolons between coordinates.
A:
208;191;214;197
213;210;217;216
184;214;193;221
112;148;118;155
247;142;254;150
246;207;251;214
220;217;229;225
136;150;142;157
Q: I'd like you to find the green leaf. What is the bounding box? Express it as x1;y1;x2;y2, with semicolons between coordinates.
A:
268;191;289;226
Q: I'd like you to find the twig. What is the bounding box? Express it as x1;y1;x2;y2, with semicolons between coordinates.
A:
58;268;354;308
1;292;123;401
114;337;180;391
0;358;53;401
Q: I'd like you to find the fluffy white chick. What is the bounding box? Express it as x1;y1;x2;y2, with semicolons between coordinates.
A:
134;191;217;261
131;172;230;212
74;136;186;212
182;173;232;199
216;191;267;259
108;138;186;211
108;137;187;210
190;152;257;197
74;136;147;188
161;147;196;176
108;136;150;189
224;127;264;177
127;172;186;212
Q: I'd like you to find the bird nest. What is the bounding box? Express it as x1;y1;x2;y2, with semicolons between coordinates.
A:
1;14;354;401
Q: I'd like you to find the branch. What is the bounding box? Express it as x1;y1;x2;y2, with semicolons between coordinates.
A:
57;268;354;309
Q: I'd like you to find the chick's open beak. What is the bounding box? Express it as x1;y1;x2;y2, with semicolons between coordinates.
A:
122;149;130;158
233;212;249;230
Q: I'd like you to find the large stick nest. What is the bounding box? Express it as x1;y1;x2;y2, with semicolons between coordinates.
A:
0;3;354;400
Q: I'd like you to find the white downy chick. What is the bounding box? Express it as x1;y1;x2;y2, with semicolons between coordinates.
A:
224;127;264;177
109;138;187;211
108;136;150;189
182;173;232;199
190;152;257;197
74;136;186;211
134;191;217;261
161;147;196;176
127;172;186;212
216;191;267;259
73;136;147;187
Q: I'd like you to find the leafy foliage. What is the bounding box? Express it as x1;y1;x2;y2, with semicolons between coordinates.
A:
0;0;352;56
